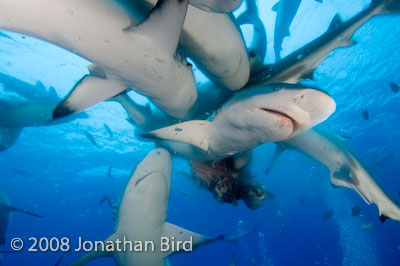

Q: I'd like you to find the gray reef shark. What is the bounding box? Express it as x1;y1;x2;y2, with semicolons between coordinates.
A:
69;149;221;266
272;0;322;62
269;129;400;222
128;0;250;90
0;0;198;119
112;81;233;135
0;189;42;246
0;87;87;151
250;0;400;86
141;84;336;161
236;0;267;75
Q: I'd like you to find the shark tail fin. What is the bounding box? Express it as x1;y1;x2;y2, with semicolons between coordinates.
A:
0;203;42;218
68;235;115;266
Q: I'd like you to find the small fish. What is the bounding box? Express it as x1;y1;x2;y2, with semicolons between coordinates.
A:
276;209;283;217
85;131;99;148
9;168;30;177
181;191;196;198
351;205;361;216
99;195;113;209
249;257;257;266
54;254;64;266
104;123;113;138
323;209;334;220
362;110;370;120
360;222;374;229
389;82;400;93
107;166;113;179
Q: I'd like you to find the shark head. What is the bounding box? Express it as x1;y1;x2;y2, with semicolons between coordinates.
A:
213;84;336;142
117;148;172;235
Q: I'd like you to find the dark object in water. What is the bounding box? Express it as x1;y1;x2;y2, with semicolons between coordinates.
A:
351;205;361;216
84;131;99;148
99;195;113;209
380;214;389;223
54;254;64;266
9;168;30;177
362;110;370;120
389;82;399;93
107;166;113;179
323;209;334;220
189;157;270;209
104;123;113;138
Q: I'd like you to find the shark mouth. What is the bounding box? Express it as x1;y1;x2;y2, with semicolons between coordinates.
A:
259;108;298;134
135;171;166;187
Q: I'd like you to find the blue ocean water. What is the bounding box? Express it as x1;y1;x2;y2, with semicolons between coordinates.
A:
0;0;400;265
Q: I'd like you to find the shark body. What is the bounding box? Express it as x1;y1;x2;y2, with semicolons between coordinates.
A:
141;84;336;161
69;149;219;266
128;0;250;90
276;129;400;222
250;0;400;86
0;0;197;119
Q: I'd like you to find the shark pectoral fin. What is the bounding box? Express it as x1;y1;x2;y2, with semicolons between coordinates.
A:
265;143;288;175
131;0;188;55
0;127;23;151
68;234;115;266
140;120;211;152
162;222;211;257
53;73;127;119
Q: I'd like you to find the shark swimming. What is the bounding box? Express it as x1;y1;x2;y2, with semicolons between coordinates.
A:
0;189;42;246
268;128;400;222
249;0;400;86
68;148;221;266
272;0;322;62
128;0;250;90
141;84;336;161
0;84;88;151
0;0;198;119
236;0;267;75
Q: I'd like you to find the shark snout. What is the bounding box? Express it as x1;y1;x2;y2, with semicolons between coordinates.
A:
262;88;335;136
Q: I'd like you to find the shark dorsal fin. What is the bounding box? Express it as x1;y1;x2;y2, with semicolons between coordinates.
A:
131;0;189;55
328;14;344;31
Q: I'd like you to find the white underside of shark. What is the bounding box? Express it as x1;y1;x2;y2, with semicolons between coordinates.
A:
129;0;250;91
0;0;197;119
69;149;218;266
142;84;336;161
283;128;400;222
